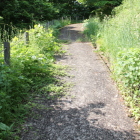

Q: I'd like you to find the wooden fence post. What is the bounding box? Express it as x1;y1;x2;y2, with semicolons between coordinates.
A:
70;16;71;22
25;32;29;45
46;22;48;29
76;16;78;22
4;42;10;65
52;20;54;25
48;21;50;28
83;16;84;20
62;17;63;22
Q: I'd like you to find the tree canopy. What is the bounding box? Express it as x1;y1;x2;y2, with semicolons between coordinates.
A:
49;0;94;19
77;0;122;16
0;0;93;29
0;0;57;28
0;0;122;30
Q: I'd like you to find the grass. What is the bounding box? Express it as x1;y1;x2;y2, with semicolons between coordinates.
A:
83;0;140;126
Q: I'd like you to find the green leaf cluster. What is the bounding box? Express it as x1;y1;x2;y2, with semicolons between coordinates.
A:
0;0;57;29
77;0;122;17
0;22;65;139
50;0;93;19
114;48;140;121
83;18;102;43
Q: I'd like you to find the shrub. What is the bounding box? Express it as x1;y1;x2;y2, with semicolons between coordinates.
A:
114;48;140;121
83;18;101;43
0;23;63;139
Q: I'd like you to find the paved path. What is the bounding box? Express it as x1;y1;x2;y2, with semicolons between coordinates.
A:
20;23;138;140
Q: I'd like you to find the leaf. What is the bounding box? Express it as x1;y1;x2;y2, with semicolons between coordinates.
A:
0;122;10;131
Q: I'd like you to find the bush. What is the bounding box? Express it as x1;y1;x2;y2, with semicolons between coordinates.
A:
0;23;64;139
114;48;140;121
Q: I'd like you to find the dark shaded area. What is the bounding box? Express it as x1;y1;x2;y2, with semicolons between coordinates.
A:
0;1;56;29
59;24;86;42
49;0;95;19
0;0;93;31
20;97;135;140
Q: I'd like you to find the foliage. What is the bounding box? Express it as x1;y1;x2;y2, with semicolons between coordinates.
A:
49;19;71;30
0;0;93;41
114;48;140;121
0;0;58;30
0;0;93;31
0;20;68;139
77;0;122;6
83;0;140;123
97;0;140;61
77;0;122;18
83;18;102;43
49;0;93;19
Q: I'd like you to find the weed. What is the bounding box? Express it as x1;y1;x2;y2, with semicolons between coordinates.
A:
0;20;70;139
83;0;140;123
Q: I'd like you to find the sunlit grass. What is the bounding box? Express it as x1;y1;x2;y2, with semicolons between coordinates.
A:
83;0;140;124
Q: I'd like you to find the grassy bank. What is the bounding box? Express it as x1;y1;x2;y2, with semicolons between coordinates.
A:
83;0;140;125
0;19;71;140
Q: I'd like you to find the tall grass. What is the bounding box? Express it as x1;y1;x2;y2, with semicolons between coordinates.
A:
99;4;140;61
83;18;102;43
84;0;140;124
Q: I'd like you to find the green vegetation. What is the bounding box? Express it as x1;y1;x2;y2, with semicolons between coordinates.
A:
77;0;122;18
0;0;94;42
49;0;93;19
0;0;57;29
84;0;140;124
0;0;140;138
0;0;93;31
0;20;70;140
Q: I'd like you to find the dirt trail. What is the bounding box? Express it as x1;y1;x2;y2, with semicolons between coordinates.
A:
20;23;139;140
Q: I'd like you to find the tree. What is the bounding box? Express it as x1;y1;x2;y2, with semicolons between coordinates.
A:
49;0;94;19
77;0;122;16
0;0;57;28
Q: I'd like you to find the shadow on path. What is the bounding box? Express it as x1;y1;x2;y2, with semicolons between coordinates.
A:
20;98;135;140
20;23;138;140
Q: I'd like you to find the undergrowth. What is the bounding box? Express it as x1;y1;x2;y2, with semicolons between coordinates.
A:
0;19;71;140
83;0;140;125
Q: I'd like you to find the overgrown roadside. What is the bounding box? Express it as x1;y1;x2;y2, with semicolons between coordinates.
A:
82;0;140;123
19;23;140;140
0;20;71;140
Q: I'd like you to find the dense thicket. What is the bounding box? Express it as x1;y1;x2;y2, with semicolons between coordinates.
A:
0;0;123;31
49;0;94;19
77;0;122;17
0;0;57;28
0;20;71;139
0;0;94;30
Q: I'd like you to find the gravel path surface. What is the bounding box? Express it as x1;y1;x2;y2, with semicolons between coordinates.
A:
20;23;139;140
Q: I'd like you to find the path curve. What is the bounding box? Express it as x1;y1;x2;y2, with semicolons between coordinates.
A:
21;23;138;140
